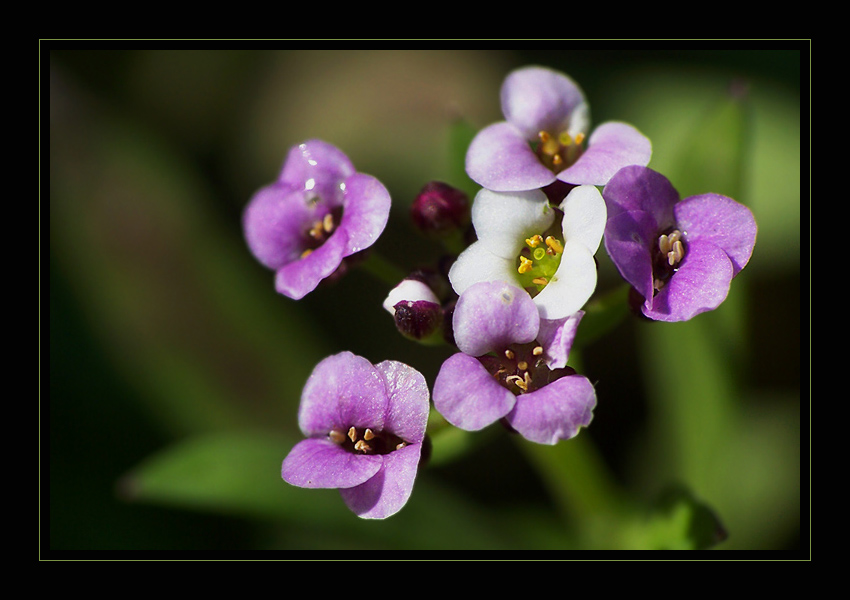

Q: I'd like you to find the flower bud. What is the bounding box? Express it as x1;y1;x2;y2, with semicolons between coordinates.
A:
410;182;470;238
393;299;444;343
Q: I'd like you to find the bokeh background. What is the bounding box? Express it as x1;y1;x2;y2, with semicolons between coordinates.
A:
47;46;804;553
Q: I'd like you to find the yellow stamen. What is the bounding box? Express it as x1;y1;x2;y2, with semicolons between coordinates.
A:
322;212;334;233
329;430;346;444
532;277;548;286
545;236;564;254
505;349;515;360
363;428;375;441
354;440;371;453
517;361;528;371
526;234;544;248
574;132;585;145
518;256;534;274
300;248;313;259
348;427;357;442
532;345;544;356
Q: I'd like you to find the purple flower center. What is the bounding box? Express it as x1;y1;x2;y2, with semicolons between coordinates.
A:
533;130;585;174
479;342;575;395
301;205;343;258
652;228;687;293
328;426;407;455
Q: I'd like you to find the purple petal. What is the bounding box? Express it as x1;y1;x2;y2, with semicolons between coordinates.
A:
558;122;652;186
537;311;584;370
452;281;540;357
465;122;556;192
674;193;757;276
278;139;355;191
603;210;658;305
242;182;314;270
297;352;388;436
281;438;382;489
506;375;596;445
433;353;516;431
373;360;430;444
339;443;422;519
273;226;348;300
603;165;679;228
500;66;586;139
644;239;734;322
338;172;392;255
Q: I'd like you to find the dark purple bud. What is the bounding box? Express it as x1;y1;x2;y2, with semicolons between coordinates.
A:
393;300;443;342
410;182;470;238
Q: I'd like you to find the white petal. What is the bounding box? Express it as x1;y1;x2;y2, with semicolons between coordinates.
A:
472;189;555;260
448;241;517;296
382;279;440;315
532;242;598;319
559;184;607;254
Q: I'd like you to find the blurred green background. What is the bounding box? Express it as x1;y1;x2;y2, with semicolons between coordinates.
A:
47;47;804;552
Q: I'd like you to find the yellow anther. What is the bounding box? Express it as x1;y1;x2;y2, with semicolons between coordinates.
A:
538;130;560;155
532;277;548;286
309;220;324;239
532;345;544;356
658;234;671;255
545;236;564;254
354;440;372;453
329;430;346;444
348;427;357;442
300;248;313;259
505;349;515;360
363;428;375;441
517;361;528;371
395;442;407;450
526;234;544;248
322;212;334;233
552;154;563;166
518;256;534;274
574;132;585;145
668;240;685;266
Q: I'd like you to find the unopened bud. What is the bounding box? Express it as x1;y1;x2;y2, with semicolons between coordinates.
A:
393;300;444;343
410;182;470;238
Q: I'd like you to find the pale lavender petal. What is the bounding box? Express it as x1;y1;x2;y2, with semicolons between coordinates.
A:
447;241;516;296
507;375;596;445
338;172;392;255
433;353;516;431
278;139;355;189
452;281;539;356
500;66;586;139
557;122;651;186
674;193;757;276
242;183;313;270
471;188;555;259
373;360;430;444
281;438;382;489
560;184;607;254
644;239;734;322
602;165;679;227
532;241;598;320
465;122;556;192
339;443;422;519
297;352;387;436
603;209;658;305
274;227;348;300
537;311;584;370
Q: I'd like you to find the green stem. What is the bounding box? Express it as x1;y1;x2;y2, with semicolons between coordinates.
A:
358;251;407;288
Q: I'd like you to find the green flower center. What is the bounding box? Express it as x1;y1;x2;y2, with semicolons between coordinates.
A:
516;234;564;295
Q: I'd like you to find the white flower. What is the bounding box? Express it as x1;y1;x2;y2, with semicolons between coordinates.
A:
448;185;606;320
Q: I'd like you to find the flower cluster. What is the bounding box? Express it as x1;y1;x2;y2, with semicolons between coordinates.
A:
244;65;757;519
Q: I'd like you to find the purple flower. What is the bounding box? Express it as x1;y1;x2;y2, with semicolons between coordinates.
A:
465;66;652;192
603;165;757;322
432;281;596;445
243;140;391;300
281;352;430;519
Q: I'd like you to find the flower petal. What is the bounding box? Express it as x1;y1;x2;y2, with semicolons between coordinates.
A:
557;122;652;186
560;184;607;254
338;172;392;255
506;375;596;445
278;139;355;190
532;241;598;320
602;165;679;228
297;351;388;437
603;209;658;305
465;122;557;192
339;443;422;519
242;182;313;270
500;66;586;139
536;310;584;370
373;360;430;444
281;438;382;489
674;193;757;276
382;278;441;315
644;238;734;322
452;281;540;356
274;227;348;300
471;188;555;259
447;241;516;297
433;353;516;431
